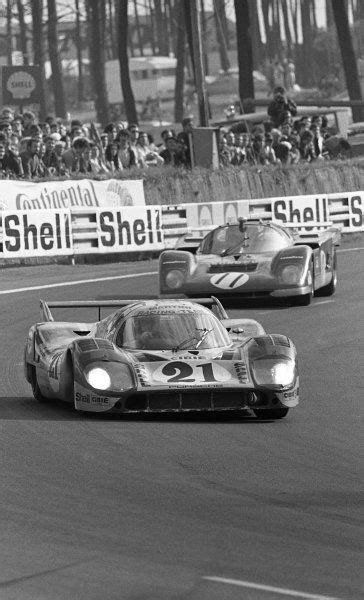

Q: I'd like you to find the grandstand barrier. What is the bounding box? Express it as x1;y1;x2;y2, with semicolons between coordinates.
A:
0;191;362;262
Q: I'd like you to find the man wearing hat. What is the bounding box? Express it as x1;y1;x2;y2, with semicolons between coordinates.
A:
267;86;297;128
176;115;194;167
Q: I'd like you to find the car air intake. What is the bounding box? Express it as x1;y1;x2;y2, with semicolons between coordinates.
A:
209;263;258;273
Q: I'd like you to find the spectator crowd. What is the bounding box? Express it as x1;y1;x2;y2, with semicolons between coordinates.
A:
0;89;351;180
218;86;351;167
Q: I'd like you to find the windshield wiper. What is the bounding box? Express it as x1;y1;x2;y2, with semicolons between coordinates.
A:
173;328;213;352
220;243;243;257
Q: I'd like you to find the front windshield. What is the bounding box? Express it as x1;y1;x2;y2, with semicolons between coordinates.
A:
117;311;229;350
200;224;291;255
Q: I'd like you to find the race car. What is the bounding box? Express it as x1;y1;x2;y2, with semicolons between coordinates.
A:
24;297;299;419
159;218;340;305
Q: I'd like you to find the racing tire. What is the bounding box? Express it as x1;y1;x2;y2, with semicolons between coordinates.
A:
316;253;337;297
291;264;314;306
253;407;289;419
30;367;49;403
291;292;312;306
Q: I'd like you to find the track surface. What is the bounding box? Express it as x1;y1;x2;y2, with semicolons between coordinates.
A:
0;242;363;600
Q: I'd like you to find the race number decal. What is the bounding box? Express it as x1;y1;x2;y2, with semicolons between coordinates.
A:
210;272;249;289
153;361;232;384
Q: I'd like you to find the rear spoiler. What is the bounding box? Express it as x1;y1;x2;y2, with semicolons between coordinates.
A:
40;296;228;322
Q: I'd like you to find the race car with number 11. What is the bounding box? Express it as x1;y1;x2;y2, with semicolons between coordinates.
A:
159;218;340;305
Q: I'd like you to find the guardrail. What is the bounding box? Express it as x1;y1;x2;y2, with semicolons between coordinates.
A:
0;191;362;263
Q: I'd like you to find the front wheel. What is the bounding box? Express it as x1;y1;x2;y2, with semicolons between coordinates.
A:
30;367;49;403
291;291;312;306
253;407;289;419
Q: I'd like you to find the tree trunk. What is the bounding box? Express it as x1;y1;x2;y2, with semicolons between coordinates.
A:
184;0;195;78
30;0;47;119
309;0;317;30
300;0;313;86
108;0;117;58
326;0;334;27
133;0;144;56
331;0;364;121
16;0;28;65
88;0;109;125
47;0;66;118
154;0;168;55
117;0;138;124
271;0;281;58
167;0;176;55
148;0;157;55
174;0;186;123
281;0;292;58
248;0;261;68
7;0;12;65
214;0;230;72
261;0;272;58
234;0;255;113
75;0;84;103
200;0;209;75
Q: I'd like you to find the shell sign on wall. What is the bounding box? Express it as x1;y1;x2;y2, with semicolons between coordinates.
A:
1;66;41;107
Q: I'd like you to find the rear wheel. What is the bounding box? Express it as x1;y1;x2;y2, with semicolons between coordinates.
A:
291;263;314;306
253;407;289;419
30;367;49;403
316;253;337;296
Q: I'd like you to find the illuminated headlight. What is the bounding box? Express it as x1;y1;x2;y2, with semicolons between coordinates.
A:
165;269;185;289
252;358;295;387
86;367;111;390
85;362;133;391
280;264;302;285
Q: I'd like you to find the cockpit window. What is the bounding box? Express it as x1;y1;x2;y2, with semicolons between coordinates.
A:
199;224;291;255
116;311;229;350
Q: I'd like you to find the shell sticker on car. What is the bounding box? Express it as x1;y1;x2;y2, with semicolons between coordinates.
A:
210;272;249;289
152;361;232;384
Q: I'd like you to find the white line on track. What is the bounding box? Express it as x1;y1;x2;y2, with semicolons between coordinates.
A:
203;576;340;600
0;271;158;296
314;300;333;305
337;246;364;252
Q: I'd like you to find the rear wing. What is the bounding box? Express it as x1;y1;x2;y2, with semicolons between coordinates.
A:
40;296;228;322
287;222;341;247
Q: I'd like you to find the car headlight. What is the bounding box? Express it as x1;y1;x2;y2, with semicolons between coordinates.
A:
252;358;295;387
165;269;185;289
86;367;111;390
85;362;133;391
279;264;303;285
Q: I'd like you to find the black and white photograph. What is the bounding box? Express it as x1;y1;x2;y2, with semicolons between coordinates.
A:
0;1;363;599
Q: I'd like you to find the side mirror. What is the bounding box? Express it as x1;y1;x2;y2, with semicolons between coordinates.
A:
231;327;245;334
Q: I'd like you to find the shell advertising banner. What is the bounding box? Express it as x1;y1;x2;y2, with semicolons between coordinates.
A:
2;209;73;258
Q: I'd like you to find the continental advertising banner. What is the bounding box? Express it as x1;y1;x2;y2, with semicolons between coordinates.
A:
2;209;73;258
0;178;145;211
96;206;164;253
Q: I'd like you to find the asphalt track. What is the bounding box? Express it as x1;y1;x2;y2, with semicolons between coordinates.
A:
0;240;363;600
